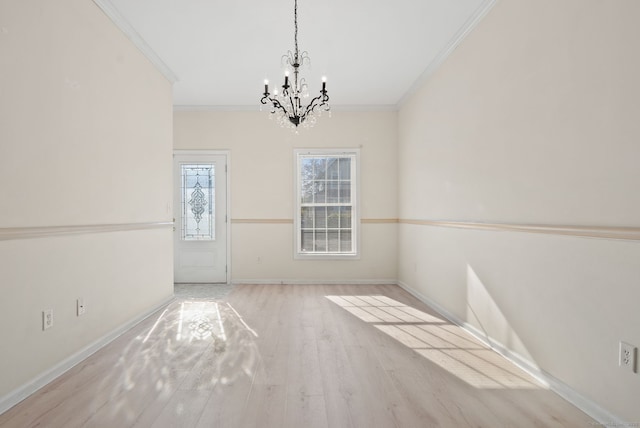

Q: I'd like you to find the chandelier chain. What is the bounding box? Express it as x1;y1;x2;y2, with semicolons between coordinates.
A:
294;0;299;61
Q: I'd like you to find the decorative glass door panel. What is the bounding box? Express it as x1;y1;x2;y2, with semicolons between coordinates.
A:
174;153;228;283
181;164;215;241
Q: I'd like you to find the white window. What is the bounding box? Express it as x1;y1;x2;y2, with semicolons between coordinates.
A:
294;149;359;258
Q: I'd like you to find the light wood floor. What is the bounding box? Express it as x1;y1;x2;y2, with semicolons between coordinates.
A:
0;284;595;427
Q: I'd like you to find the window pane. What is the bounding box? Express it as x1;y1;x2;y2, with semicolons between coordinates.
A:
340;207;352;228
339;158;351;180
301;230;314;252
301;158;314;180
315;231;327;252
327;206;340;228
313;180;326;203
301;207;313;228
313;158;326;179
181;164;214;241
315;207;327;228
327;181;340;203
340;231;352;252
327;158;339;179
328;231;339;252
301;180;314;204
340;182;351;203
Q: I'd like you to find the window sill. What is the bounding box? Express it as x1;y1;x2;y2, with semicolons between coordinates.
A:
294;253;360;261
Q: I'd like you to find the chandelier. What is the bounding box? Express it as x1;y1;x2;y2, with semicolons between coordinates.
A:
260;0;330;129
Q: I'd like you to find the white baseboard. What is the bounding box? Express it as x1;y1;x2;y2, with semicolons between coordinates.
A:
231;279;397;285
396;281;625;426
0;295;175;415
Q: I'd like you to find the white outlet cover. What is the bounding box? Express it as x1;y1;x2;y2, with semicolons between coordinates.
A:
43;309;53;330
619;341;637;373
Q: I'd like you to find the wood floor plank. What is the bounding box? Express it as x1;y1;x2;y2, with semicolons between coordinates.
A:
193;374;254;428
282;287;329;428
0;284;597;428
238;384;287;428
148;389;211;428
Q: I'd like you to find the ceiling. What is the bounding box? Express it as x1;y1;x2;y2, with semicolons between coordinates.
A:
103;0;492;108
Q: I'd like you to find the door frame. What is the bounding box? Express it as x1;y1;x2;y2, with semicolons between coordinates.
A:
173;149;231;284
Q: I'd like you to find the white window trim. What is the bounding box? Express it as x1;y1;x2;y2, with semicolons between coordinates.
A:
293;148;361;260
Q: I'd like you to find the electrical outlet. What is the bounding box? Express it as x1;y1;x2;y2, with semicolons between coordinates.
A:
619;341;637;373
77;298;85;316
43;309;53;330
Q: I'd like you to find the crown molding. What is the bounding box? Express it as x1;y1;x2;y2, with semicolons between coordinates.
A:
92;0;178;84
396;0;497;108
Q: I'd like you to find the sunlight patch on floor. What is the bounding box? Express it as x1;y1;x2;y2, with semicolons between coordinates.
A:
90;300;260;422
326;295;543;390
176;301;226;342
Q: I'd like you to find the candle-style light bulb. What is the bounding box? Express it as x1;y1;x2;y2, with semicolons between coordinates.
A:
321;76;327;92
264;79;269;94
284;70;290;88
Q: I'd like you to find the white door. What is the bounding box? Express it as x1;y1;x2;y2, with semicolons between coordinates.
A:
173;152;228;283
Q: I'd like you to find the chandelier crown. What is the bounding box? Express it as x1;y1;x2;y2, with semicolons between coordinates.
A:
260;0;330;129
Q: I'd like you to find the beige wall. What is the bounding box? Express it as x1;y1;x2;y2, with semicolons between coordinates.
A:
0;0;173;400
398;0;640;421
174;111;398;282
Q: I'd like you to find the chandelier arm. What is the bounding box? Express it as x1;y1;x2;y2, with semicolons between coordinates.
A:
321;91;330;107
287;94;297;116
303;87;330;116
299;96;321;119
264;96;288;116
273;99;288;115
